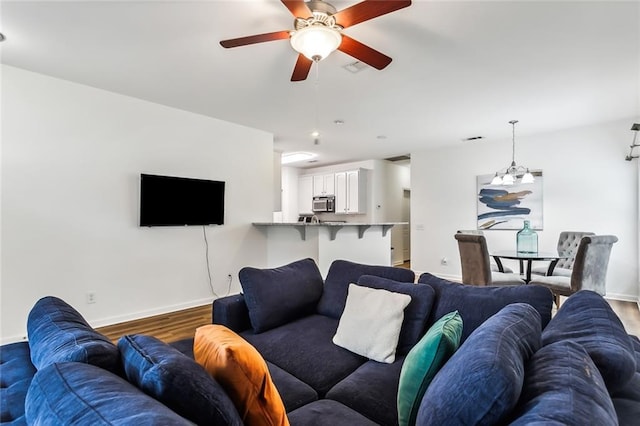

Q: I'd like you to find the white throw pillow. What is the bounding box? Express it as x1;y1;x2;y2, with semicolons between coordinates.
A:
333;284;412;363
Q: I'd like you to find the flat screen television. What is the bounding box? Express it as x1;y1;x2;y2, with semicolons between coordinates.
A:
140;174;225;226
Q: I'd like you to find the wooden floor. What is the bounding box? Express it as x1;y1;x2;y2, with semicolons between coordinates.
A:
96;297;640;344
96;304;212;344
608;299;640;337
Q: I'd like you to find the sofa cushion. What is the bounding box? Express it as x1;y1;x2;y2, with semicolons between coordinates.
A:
418;273;552;343
612;373;640;424
241;314;366;396
510;340;617;425
417;303;541;425
0;342;36;425
333;284;412;363
239;258;324;333
318;260;416;319
169;337;194;359
326;356;405;426
25;362;190;425
118;334;242;425
267;361;318;413
194;325;288;426
542;290;636;392
288;400;379;426
356;275;436;355
26;296;120;374
397;310;463;426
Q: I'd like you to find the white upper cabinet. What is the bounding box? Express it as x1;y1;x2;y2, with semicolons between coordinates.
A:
335;169;366;214
313;173;335;196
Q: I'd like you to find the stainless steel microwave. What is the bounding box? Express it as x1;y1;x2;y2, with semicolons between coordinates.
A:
312;196;335;213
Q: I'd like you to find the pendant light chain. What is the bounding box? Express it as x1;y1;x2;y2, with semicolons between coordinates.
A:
510;119;518;165
313;62;320;145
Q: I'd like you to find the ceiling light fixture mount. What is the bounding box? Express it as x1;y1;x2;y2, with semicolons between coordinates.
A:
290;4;343;62
491;120;535;185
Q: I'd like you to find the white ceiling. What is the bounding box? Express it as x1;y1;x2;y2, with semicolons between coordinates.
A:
1;0;639;167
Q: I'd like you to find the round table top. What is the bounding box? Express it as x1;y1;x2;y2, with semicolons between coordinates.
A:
490;250;570;261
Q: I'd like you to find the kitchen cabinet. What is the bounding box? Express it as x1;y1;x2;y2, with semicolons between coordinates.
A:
298;175;313;214
335;169;366;214
313;173;335;196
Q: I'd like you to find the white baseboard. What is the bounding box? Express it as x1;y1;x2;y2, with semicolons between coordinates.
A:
89;297;216;329
605;293;640;303
0;296;220;346
1;334;28;345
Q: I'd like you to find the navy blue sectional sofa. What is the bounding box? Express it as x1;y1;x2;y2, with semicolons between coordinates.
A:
2;258;639;425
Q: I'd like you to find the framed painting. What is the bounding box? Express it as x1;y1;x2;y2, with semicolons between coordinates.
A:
476;171;543;230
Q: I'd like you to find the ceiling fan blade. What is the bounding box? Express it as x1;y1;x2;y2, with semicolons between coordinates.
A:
338;35;392;70
333;0;412;28
281;0;312;18
291;54;313;81
220;31;291;48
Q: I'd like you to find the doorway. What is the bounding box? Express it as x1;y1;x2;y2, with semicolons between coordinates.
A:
402;189;411;263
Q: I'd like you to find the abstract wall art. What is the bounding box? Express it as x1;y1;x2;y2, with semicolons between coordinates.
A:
476;171;543;230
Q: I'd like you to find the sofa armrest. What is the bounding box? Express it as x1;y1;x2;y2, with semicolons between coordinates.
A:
212;294;252;333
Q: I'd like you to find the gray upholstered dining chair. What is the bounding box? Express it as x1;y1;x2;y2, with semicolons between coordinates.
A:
528;235;618;307
454;233;526;286
531;231;595;277
456;230;514;273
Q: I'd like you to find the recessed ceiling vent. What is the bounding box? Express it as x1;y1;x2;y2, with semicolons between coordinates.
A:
343;61;368;73
462;136;485;142
384;154;411;162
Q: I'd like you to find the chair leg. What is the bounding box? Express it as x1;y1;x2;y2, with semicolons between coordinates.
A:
553;293;561;309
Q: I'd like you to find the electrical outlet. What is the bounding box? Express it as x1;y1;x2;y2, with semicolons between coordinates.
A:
86;292;97;304
440;257;448;266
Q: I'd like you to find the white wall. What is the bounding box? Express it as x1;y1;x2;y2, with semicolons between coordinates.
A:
1;66;273;343
411;118;639;300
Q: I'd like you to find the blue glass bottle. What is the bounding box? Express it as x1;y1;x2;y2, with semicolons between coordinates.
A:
517;220;538;253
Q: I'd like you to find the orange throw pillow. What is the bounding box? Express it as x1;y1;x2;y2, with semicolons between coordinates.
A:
194;325;289;426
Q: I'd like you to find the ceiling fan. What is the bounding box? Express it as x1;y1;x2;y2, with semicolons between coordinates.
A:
220;0;412;81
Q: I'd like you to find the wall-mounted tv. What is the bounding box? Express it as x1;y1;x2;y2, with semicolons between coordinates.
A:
140;174;225;226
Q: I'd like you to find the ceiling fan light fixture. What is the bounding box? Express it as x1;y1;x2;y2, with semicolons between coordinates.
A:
290;25;342;61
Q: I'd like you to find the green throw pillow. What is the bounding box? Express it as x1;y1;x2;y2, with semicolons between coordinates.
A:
397;311;463;426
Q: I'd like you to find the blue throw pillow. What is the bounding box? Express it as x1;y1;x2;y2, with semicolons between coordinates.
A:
510;340;617;425
239;258;324;333
25;362;190;425
418;273;552;343
542;290;636;392
416;303;541;425
397;311;463;426
356;275;435;355
26;296;120;374
317;260;415;319
118;334;242;425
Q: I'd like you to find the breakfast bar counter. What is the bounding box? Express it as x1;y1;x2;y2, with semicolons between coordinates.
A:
253;222;407;276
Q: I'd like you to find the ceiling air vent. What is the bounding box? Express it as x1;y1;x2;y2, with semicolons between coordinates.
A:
384;154;411;162
343;61;368;73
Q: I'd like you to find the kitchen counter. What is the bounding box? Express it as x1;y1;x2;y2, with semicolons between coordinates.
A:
252;222;406;241
253;222;408;276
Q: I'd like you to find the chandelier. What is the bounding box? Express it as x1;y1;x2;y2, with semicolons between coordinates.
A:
490;120;535;185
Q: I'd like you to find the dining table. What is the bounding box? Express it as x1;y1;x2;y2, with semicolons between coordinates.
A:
490;250;570;283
